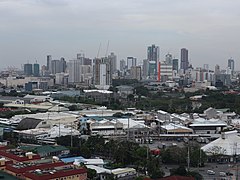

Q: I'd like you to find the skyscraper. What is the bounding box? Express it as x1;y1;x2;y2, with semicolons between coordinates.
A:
47;55;52;71
165;53;172;65
130;66;142;80
68;59;92;84
215;64;220;75
180;48;189;72
142;59;149;78
228;58;235;72
50;58;66;74
59;57;67;73
93;58;112;89
33;62;40;77
108;52;117;74
147;44;159;78
172;59;179;72
127;57;137;70
24;63;33;76
120;59;126;72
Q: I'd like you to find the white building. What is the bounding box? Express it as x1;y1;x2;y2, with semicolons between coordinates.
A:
201;131;240;156
160;62;173;82
90;119;124;136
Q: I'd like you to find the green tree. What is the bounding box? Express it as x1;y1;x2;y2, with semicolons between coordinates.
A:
87;168;97;180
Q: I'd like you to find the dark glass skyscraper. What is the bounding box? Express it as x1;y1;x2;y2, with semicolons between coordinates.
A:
24;63;33;76
147;44;159;78
180;48;189;72
228;58;234;71
172;59;179;72
33;63;40;76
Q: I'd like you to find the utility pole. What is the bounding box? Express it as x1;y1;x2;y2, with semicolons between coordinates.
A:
187;138;190;171
127;115;130;141
70;122;73;147
59;122;61;137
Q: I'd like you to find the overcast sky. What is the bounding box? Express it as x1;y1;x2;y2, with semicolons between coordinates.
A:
0;0;239;70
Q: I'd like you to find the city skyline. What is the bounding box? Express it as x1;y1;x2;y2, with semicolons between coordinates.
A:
0;0;239;70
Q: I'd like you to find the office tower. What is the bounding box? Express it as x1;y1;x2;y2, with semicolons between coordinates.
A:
47;55;52;71
24;63;33;76
33;62;40;77
50;60;60;74
215;64;220;75
108;52;117;73
77;53;84;65
68;59;82;83
60;57;67;73
130;66;142;80
127;57;137;70
165;53;172;65
180;48;189;72
120;59;126;72
68;59;92;84
228;58;235;73
93;58;112;89
172;59;179;72
50;58;66;74
76;53;92;66
147;44;159;78
142;59;149;78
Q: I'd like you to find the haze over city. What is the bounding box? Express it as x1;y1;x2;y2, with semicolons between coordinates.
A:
0;0;239;70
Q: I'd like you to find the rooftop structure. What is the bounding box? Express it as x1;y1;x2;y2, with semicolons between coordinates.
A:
23;163;86;180
0;148;40;163
161;123;193;134
201;130;240;156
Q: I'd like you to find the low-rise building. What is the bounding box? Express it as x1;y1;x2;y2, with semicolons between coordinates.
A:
189;118;227;134
90;119;124;135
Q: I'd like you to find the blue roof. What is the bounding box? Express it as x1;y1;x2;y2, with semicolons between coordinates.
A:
60;156;84;163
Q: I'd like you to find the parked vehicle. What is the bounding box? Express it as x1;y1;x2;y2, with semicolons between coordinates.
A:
219;172;226;177
207;170;215;175
226;172;233;176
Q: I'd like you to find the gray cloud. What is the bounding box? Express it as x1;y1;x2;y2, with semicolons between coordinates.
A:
0;0;240;70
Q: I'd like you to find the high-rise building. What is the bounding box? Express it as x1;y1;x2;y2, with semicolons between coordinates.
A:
159;62;173;82
24;63;33;76
33;63;40;77
60;57;67;73
68;59;92;84
180;48;189;72
172;59;179;72
165;53;172;65
142;59;149;78
47;55;52;71
215;64;220;75
108;52;117;74
93;58;112;89
130;66;141;80
120;59;126;72
228;58;235;73
147;44;159;78
50;58;66;74
127;57;137;70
